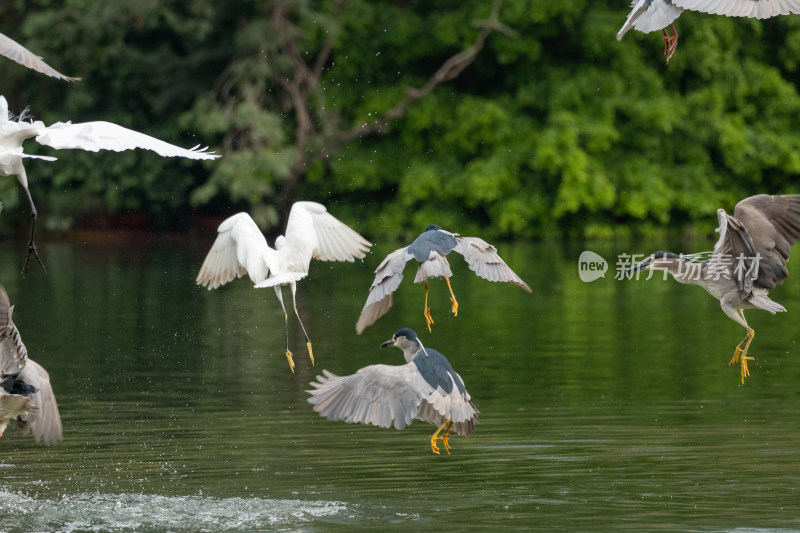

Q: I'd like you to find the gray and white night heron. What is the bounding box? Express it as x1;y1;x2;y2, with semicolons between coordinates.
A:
628;194;800;384
0;285;62;444
196;202;372;372
307;327;478;455
356;224;531;334
0;95;219;276
1;32;79;81
617;0;800;63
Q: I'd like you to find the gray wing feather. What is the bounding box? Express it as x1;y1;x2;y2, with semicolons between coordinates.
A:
732;194;800;290
308;365;434;430
673;0;800;17
355;247;413;334
18;359;62;445
0;287;28;377
453;237;532;292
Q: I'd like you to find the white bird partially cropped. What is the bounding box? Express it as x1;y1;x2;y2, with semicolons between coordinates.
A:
617;0;800;63
0;285;62;444
196;202;372;372
0;32;80;81
0;95;220;277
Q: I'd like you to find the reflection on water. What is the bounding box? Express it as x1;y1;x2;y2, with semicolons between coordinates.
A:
1;238;800;531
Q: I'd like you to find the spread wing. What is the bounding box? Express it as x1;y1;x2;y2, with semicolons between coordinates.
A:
0;286;27;377
355;247;414;334
19;359;62;445
452;237;532;292
718;194;800;292
308;364;434;430
196;213;274;289
34;121;219;159
284;201;372;263
618;0;683;39
672;0;800;17
0;32;80;81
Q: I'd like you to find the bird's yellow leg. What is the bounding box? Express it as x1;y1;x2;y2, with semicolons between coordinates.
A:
444;278;458;316
440;421;454;454
307;342;314;366
430;419;452;455
284;312;295;373
728;328;755;384
423;282;434;332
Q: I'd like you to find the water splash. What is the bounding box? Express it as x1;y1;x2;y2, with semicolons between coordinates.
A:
0;489;349;532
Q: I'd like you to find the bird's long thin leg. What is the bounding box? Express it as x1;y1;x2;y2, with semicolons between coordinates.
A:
729;327;755;385
273;286;295;373
290;283;313;366
423;282;434;332
430;418;453;455
21;186;46;278
662;23;679;63
444;277;458;316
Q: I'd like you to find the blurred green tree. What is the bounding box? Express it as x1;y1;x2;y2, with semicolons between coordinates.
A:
1;0;800;239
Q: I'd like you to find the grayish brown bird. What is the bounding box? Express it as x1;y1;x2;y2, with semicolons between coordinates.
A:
628;194;800;384
356;224;531;334
197;202;372;372
0;286;62;444
0;32;80;81
307;328;478;455
617;0;800;63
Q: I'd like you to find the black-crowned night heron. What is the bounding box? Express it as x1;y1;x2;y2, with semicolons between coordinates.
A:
356;224;531;334
197;202;372;372
0;286;62;444
307;328;478;455
618;0;800;63
628;194;800;384
0;32;79;81
0;95;219;277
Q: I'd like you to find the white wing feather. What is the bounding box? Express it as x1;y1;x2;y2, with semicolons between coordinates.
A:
618;0;684;38
35;121;219;160
0;32;79;81
196;213;273;289
284;201;372;263
673;0;800;17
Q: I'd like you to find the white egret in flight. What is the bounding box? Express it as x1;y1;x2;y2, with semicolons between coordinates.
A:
0;95;219;276
197;202;372;372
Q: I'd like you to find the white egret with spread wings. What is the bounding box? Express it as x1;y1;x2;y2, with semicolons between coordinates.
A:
197;202;372;372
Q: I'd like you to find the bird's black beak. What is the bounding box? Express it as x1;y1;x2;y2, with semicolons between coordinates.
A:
380;338;395;349
625;259;650;274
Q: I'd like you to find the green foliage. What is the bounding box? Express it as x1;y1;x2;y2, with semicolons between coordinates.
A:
2;0;800;238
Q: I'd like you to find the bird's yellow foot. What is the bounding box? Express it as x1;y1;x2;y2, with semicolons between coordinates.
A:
424;306;435;332
431;434;442;455
430;420;453;455
729;348;755;385
285;350;296;373
307;342;314;366
450;297;458;317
